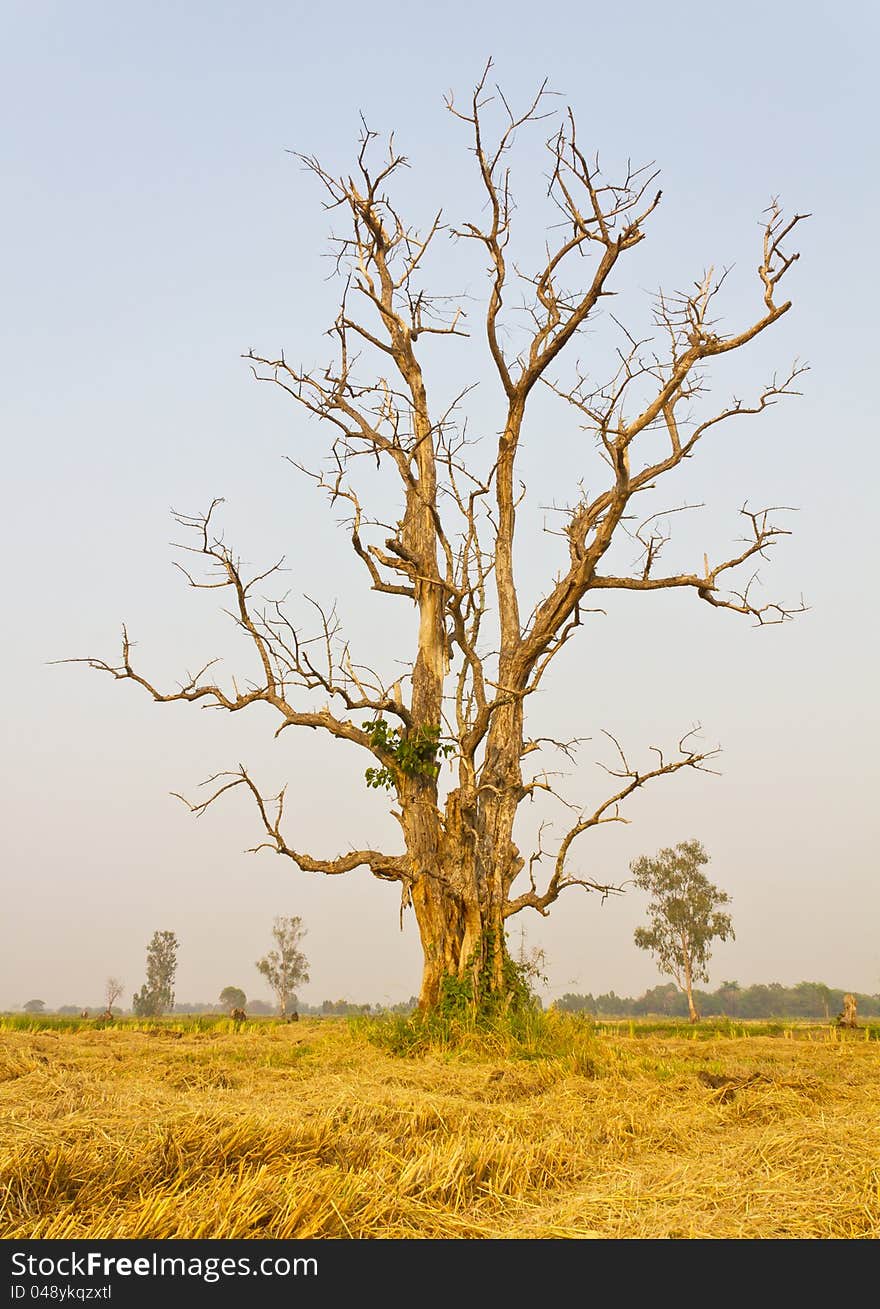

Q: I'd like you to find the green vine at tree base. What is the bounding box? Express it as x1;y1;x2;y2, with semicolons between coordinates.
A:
438;929;542;1021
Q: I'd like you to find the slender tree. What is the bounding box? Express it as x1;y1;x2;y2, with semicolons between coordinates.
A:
68;65;805;1012
255;916;309;1017
132;930;178;1017
632;839;734;1021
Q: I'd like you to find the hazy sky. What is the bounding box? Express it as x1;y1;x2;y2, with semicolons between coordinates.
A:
2;0;878;1011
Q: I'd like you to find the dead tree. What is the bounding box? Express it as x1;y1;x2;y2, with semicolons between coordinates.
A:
67;65;806;1012
104;976;124;1014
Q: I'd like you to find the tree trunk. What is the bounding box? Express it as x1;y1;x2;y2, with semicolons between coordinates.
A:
405;781;522;1013
683;954;700;1023
410;884;515;1013
411;875;484;1011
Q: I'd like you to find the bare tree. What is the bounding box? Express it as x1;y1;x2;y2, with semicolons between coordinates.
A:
104;976;125;1014
67;65;805;1013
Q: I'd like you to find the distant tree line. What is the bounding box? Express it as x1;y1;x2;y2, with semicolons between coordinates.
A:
46;996;419;1017
27;984;880;1021
553;981;880;1019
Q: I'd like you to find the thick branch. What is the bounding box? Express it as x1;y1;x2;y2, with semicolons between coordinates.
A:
506;730;719;916
176;767;407;882
58;504;411;750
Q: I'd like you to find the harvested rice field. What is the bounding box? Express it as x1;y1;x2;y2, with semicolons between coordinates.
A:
1;1014;878;1239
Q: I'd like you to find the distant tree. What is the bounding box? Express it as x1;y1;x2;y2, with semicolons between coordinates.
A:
738;983;772;1019
593;990;633;1017
319;998;375;1016
219;986;247;1011
57;1005;82;1016
386;996;419;1015
23;999;46;1014
693;987;723;1017
718;979;741;1016
104;977;125;1013
255;916;309;1017
632;839;734;1022
640;982;682;1016
789;980;832;1019
553;993;596;1014
132;930;179;1017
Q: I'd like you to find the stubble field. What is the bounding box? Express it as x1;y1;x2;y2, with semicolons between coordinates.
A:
1;1013;878;1239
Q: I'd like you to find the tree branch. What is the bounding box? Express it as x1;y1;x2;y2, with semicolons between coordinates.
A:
505;729;719;916
175;766;407;882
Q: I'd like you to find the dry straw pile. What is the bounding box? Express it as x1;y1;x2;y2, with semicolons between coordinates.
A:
1;1013;877;1238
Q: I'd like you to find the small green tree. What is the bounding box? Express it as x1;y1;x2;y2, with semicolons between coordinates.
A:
255;916;309;1017
632;839;734;1022
132;930;179;1017
219;986;247;1011
23;999;46;1014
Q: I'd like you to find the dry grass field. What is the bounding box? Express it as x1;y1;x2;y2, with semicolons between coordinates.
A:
1;1013;878;1239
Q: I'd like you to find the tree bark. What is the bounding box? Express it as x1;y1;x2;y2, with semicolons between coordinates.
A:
406;779;522;1011
683;949;700;1023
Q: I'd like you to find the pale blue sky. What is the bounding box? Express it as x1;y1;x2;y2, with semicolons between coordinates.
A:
2;0;878;1009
